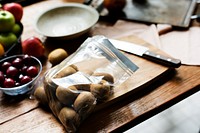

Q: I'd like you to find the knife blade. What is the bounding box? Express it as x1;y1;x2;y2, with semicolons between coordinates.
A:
109;39;181;68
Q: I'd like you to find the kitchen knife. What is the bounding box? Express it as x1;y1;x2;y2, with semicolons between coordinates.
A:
109;39;181;68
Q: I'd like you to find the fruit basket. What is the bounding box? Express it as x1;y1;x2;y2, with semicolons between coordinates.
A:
0;22;23;59
0;2;24;59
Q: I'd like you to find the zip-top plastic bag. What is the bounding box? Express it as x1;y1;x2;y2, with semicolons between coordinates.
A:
43;35;138;132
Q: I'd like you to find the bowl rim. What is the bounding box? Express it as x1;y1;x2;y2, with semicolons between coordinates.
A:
34;3;99;39
0;54;42;91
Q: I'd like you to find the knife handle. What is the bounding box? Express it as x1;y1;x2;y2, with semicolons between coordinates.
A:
143;51;181;68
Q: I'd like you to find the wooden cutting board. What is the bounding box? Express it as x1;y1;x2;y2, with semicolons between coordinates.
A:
94;35;173;111
0;35;174;133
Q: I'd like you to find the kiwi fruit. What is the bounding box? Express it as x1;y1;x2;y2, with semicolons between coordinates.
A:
58;107;80;132
34;86;48;105
48;48;68;66
56;85;79;106
73;91;96;119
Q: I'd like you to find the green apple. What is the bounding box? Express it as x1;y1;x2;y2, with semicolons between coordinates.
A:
0;33;17;50
0;10;15;32
12;23;21;35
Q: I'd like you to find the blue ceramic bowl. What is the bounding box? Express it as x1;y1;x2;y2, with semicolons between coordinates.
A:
0;55;42;96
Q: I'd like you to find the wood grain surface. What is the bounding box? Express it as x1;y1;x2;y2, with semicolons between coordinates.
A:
0;1;200;133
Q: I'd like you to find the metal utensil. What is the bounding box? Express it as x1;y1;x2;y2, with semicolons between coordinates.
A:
109;39;181;68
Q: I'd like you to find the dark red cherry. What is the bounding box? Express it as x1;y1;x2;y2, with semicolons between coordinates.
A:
26;66;38;77
4;78;15;88
6;66;19;78
12;57;23;68
22;54;33;66
21;66;28;74
1;62;12;72
20;75;32;85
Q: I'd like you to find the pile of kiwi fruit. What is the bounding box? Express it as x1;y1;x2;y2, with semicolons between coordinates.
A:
34;64;114;132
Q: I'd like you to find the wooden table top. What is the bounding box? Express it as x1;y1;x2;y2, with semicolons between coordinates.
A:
0;1;200;133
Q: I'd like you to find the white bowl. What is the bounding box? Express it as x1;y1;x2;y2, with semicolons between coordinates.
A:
0;55;42;96
35;3;99;40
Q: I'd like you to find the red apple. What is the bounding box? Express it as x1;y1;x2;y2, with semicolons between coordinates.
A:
22;37;45;57
3;3;23;22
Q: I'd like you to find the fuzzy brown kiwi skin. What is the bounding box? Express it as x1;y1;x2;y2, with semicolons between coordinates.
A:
50;99;65;116
56;85;79;106
90;82;111;101
73;91;96;120
92;72;114;84
43;80;63;116
54;65;77;78
58;107;80;132
34;86;48;105
74;84;91;92
69;64;78;71
48;48;68;66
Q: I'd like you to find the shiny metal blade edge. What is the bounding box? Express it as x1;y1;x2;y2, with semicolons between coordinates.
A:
109;39;149;56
